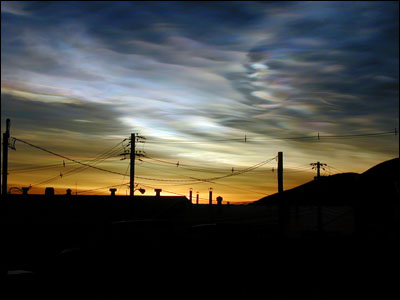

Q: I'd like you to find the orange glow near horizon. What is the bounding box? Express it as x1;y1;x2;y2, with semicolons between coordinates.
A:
3;131;397;204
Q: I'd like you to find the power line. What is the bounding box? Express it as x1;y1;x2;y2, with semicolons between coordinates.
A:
284;168;312;174
135;156;276;183
143;130;397;144
30;147;125;186
139;156;272;174
9;162;71;173
27;140;129;188
135;182;209;201
139;158;234;174
284;165;314;173
136;161;270;195
12;137;128;180
9;154;122;173
326;165;344;174
314;131;394;139
78;183;129;195
144;154;275;172
120;163;131;195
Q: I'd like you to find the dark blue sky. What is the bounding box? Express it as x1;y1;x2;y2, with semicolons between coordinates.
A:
1;1;399;199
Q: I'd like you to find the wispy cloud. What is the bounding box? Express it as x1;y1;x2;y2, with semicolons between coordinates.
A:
1;2;30;16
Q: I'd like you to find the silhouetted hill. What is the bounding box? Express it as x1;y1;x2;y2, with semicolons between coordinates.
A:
357;157;399;214
251;158;399;206
361;157;399;182
251;172;360;206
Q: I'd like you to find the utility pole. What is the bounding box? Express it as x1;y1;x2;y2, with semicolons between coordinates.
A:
277;152;285;237
310;161;327;180
130;133;135;197
278;152;283;193
310;161;327;234
121;133;145;197
2;119;10;196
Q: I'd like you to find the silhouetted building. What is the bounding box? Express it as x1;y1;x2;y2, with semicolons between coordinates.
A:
5;194;191;226
45;187;54;196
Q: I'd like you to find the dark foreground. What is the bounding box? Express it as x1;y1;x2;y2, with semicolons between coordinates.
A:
4;195;399;299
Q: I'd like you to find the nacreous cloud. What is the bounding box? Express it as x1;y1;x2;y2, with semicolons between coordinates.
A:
240;2;398;140
2;1;398;168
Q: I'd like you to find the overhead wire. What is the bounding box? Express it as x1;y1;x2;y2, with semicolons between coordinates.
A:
134;156;276;183
132;157;275;200
140;155;279;174
284;165;314;173
9;162;72;173
77;183;129;195
138;158;234;174
326;165;344;174
136;160;270;196
143;130;396;144
11;137;128;187
135;182;209;201
12;137;127;178
8;154;122;174
120;163;131;194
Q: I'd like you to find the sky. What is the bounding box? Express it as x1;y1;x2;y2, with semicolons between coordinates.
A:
1;1;399;203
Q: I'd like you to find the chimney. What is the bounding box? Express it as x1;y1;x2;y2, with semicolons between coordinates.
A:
216;196;223;215
154;189;162;197
109;188;117;196
22;187;29;195
209;188;213;206
189;188;193;204
45;187;55;196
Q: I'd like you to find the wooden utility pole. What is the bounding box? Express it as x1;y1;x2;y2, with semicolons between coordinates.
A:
2;119;10;196
130;133;136;197
278;152;283;193
310;161;327;233
277;152;285;236
127;133;146;196
310;161;326;180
